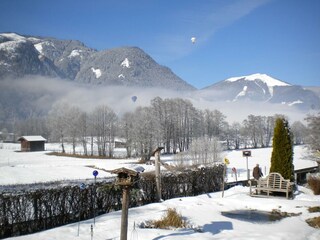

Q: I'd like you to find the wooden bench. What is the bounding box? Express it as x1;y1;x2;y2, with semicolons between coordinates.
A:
249;172;294;199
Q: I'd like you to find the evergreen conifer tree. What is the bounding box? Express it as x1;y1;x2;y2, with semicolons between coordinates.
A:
270;117;294;180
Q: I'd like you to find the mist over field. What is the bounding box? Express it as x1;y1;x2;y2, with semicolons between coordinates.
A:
0;76;310;122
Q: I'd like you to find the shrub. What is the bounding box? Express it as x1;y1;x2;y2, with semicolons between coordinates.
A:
149;208;187;229
308;206;320;213
306;216;320;228
270;118;294;181
307;174;320;195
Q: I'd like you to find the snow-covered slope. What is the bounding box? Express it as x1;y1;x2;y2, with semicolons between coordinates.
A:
0;32;195;91
199;73;320;110
1;143;319;240
226;73;291;87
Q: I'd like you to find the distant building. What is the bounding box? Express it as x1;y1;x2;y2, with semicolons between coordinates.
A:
0;132;16;143
114;138;126;148
17;136;47;152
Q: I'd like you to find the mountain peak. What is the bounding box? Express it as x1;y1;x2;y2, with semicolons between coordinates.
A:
225;73;291;87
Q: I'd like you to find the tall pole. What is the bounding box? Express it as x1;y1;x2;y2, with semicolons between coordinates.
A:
92;170;98;226
246;156;249;180
155;150;161;202
120;187;130;240
222;163;226;198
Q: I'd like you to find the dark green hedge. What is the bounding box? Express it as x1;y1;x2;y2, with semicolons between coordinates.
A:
0;165;224;239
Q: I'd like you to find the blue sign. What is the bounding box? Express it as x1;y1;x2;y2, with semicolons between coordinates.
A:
80;183;86;190
93;170;99;177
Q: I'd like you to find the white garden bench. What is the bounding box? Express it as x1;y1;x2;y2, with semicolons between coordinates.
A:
249;172;294;199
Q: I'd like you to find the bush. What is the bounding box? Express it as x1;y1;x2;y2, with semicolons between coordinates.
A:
145;208;187;229
306;216;320;228
307;174;320;195
308;206;320;213
270;118;294;181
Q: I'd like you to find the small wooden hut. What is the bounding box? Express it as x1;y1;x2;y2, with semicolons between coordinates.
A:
17;136;46;152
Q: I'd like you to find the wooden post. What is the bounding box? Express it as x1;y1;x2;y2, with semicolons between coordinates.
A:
155;150;161;202
111;167;139;240
120;186;130;240
222;158;230;198
152;147;163;202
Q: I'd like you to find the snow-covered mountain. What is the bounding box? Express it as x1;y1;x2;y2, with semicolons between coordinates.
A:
0;33;195;91
199;73;320;110
0;32;319;120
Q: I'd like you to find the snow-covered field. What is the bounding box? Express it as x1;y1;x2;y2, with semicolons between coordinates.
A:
0;143;319;240
0;143;317;185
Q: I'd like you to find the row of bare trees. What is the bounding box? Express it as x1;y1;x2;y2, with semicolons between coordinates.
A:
6;97;311;158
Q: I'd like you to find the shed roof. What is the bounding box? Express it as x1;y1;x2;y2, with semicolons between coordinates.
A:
18;136;47;142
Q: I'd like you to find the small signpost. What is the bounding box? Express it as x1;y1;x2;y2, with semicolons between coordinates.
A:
242;150;252;180
222;158;230;198
91;224;93;240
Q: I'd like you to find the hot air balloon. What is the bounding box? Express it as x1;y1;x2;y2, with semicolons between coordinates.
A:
191;37;196;44
131;96;137;102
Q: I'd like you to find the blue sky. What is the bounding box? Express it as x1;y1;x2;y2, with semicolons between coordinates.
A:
0;0;319;89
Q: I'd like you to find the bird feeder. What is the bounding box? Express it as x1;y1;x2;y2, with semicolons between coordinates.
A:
111;167;140;240
111;167;139;187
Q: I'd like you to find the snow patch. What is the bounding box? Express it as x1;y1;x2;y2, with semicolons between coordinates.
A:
27;37;40;43
288;100;303;106
0;40;25;53
118;74;125;79
68;49;82;58
34;43;43;54
34;41;55;54
91;67;102;78
226;73;290;87
121;58;131;68
233;86;248;101
0;33;26;41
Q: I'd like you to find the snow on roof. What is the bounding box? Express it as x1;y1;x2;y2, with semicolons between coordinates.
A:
18;136;47;142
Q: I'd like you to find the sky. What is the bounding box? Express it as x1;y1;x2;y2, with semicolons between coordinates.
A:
0;0;319;89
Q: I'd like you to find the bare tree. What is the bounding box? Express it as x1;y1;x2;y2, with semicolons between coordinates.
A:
78;111;89;155
91;105;118;157
291;120;308;145
306;113;320;150
174;136;223;166
131;106;158;161
202;109;227;141
150;97;198;154
225;122;241;150
47;102;72;153
120;112;135;158
242;115;275;148
65;106;85;154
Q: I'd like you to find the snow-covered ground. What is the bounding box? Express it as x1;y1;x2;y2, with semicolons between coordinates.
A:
0;143;317;185
0;143;319;240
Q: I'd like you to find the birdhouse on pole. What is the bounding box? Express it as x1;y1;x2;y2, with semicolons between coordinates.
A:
111;167;139;187
111;167;140;240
